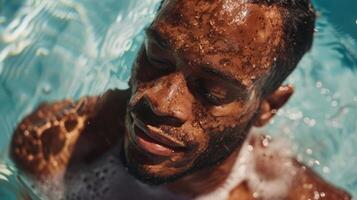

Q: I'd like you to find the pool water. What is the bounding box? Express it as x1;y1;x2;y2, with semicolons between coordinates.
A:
0;0;356;199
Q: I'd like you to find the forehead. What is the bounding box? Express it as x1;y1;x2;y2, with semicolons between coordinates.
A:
151;0;284;86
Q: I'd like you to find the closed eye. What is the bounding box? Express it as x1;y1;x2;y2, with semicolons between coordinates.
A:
191;79;229;106
147;54;172;67
189;77;247;106
145;39;175;71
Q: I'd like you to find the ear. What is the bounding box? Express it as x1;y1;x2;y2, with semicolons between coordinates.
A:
254;85;294;127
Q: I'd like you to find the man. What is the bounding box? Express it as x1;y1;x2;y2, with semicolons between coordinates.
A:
10;0;351;199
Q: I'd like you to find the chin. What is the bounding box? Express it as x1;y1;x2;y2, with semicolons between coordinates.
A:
121;111;210;185
122;135;195;185
122;111;220;185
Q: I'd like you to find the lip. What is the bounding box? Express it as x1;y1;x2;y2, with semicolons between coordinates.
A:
129;113;186;156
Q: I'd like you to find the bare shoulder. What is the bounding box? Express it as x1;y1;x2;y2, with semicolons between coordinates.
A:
228;134;351;200
10;89;130;179
287;160;351;200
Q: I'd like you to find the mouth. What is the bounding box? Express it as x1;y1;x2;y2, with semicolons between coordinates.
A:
129;113;186;157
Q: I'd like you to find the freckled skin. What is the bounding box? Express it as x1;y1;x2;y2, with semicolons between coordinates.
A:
10;0;351;199
151;1;283;84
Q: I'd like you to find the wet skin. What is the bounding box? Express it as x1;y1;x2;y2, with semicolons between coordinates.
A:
125;0;284;182
10;0;352;199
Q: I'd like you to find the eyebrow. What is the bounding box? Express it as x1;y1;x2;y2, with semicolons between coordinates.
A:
145;27;170;49
200;64;248;91
146;27;249;92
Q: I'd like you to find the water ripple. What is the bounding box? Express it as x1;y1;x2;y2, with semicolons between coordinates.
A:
0;0;356;198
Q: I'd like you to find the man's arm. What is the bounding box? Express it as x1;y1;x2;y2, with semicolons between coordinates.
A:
10;89;129;179
10;97;98;178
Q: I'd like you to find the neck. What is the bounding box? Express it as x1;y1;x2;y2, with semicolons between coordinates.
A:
166;149;240;198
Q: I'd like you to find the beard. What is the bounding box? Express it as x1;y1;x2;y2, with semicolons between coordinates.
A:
120;125;252;186
191;123;252;173
121;95;258;186
120;140;195;185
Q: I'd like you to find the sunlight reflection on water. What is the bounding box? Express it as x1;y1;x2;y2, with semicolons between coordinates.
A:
0;0;356;198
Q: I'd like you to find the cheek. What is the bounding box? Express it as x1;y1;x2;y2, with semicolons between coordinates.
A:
181;122;209;156
210;102;245;118
204;100;260;132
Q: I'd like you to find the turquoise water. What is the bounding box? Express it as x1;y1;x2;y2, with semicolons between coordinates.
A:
0;0;356;199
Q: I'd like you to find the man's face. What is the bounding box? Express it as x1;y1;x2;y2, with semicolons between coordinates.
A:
124;0;284;183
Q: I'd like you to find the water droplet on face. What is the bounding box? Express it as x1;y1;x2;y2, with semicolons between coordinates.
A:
314;191;321;199
253;192;260;198
27;154;34;161
303;183;313;189
262;138;270;147
320;192;326;197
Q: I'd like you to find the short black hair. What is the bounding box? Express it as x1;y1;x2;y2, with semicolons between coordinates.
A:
251;0;316;96
157;0;316;96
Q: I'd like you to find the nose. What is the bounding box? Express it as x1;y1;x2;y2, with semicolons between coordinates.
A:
131;73;194;126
